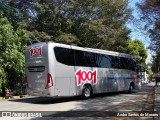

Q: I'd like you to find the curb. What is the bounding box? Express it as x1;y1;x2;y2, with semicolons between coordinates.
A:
0;97;5;100
0;95;29;100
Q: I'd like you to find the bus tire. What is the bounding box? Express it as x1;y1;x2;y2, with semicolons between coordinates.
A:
82;85;92;99
128;83;134;93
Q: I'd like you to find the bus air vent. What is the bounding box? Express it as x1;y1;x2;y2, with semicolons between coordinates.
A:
27;66;45;72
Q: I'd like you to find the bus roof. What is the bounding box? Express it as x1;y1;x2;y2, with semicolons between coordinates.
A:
29;42;135;59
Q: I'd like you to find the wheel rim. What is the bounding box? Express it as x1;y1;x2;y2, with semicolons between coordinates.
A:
130;85;133;92
84;88;90;97
131;85;134;91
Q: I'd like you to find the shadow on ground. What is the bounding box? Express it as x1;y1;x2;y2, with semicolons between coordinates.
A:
8;85;153;105
8;91;128;104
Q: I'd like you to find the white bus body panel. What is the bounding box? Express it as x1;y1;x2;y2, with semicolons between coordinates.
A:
26;43;55;96
54;44;76;96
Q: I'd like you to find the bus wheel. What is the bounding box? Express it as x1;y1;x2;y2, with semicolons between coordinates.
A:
82;85;92;99
128;83;134;93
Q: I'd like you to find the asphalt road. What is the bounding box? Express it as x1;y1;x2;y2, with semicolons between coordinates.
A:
0;82;156;120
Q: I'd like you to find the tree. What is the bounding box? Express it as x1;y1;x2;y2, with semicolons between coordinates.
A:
33;0;131;51
126;39;148;64
0;10;29;91
137;0;160;52
0;0;36;29
3;0;132;52
151;55;157;73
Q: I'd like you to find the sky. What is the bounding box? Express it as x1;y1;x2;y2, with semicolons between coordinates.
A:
127;0;152;64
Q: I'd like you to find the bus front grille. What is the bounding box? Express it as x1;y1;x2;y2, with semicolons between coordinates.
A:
27;66;45;72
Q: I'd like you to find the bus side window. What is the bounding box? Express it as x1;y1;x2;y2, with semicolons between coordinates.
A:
54;47;75;66
99;55;112;68
74;50;89;67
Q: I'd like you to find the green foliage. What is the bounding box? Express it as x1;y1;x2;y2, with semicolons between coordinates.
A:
26;30;52;42
0;67;6;84
55;33;79;45
138;0;160;73
0;0;132;51
151;55;156;73
151;53;160;73
126;39;148;64
6;0;131;51
0;10;29;90
137;0;160;52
